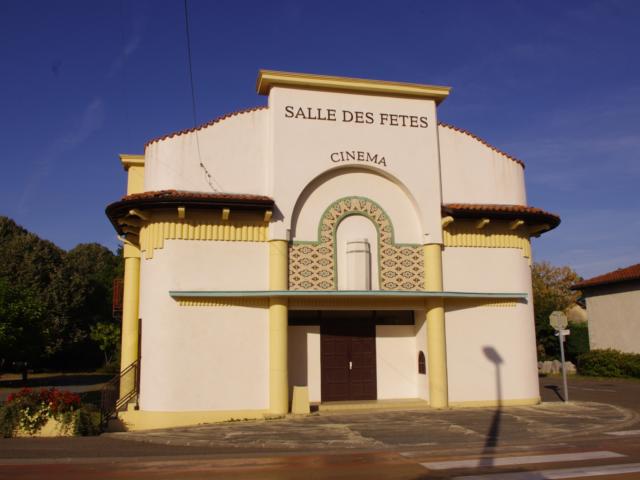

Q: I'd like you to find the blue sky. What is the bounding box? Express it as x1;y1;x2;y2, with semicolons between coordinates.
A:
1;0;638;279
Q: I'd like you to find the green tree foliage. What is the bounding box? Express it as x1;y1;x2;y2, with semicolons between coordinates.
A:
0;217;123;370
531;261;582;360
0;278;46;366
90;322;121;366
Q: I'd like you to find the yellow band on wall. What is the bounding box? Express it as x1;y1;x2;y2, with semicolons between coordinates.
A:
119;243;141;399
268;240;289;415
423;243;448;408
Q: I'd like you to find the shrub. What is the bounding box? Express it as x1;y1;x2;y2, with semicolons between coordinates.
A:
577;349;640;378
0;387;82;437
566;321;590;363
73;404;101;436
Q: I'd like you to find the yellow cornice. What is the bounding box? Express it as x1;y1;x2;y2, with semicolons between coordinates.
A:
119;154;145;171
256;70;451;104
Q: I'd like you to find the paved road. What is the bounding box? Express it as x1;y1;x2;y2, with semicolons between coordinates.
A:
2;377;640;479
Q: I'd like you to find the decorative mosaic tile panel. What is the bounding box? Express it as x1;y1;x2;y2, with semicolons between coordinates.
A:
289;196;424;291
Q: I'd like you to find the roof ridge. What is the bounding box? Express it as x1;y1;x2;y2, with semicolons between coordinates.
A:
573;262;640;289
438;122;525;169
144;105;268;148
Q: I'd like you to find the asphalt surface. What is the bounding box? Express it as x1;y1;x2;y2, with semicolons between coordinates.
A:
1;376;640;479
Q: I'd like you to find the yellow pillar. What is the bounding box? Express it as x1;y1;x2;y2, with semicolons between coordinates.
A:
424;243;449;408
119;242;141;398
268;239;289;415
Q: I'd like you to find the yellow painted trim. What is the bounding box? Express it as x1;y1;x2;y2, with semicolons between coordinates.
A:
441;216;454;228
264;210;273;222
138;213;269;259
317;398;430;412
509;219;525;230
119;243;140;400
475;218;490;229
222;208;230;221
257;69;451;103
423;243;448;409
268;240;289;415
177;206;186;220
177;298;269;308
443;219;532;263
117;408;269;431
174;296;516;309
423;244;443;291
449;397;540;408
119;154;145;170
129;209;149;220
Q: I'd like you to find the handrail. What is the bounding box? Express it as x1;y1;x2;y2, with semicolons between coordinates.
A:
99;359;140;430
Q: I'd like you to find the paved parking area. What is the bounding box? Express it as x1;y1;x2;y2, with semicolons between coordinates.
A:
105;401;639;453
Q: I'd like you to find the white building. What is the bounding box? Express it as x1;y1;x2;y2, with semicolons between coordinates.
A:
106;70;559;430
572;263;640;354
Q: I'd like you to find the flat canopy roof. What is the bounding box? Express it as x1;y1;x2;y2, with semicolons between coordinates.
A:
257;70;451;104
170;290;527;300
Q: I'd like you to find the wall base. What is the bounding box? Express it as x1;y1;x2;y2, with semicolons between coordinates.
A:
117;408;269;431
449;397;540;408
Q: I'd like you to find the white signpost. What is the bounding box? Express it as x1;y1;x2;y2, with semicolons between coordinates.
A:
549;311;570;402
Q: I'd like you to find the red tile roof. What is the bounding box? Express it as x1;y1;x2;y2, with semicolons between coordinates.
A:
105;190;274;234
572;263;640;290
120;189;272;203
144;106;268;148
438;122;525;169
442;203;560;230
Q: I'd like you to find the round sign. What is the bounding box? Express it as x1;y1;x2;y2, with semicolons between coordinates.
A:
549;311;568;330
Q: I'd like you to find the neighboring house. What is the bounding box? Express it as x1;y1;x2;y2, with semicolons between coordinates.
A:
105;70;559;431
572;263;640;353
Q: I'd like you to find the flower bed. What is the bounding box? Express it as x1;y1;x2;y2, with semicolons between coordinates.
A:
1;387;99;437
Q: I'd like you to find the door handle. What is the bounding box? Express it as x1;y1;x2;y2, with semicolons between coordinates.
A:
349;361;353;370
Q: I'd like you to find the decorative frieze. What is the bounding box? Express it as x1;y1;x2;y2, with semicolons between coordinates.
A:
443;220;532;262
289;196;424;291
139;219;268;259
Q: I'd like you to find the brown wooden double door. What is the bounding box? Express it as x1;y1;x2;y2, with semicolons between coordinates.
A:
320;313;377;402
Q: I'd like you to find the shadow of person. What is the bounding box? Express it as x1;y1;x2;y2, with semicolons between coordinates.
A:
479;346;504;467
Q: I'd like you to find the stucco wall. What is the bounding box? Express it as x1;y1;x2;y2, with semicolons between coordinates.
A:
143;109;268;194
585;282;640;354
442;247;539;403
376;325;418;399
438;126;527;205
138;240;270;411
288;326;321;403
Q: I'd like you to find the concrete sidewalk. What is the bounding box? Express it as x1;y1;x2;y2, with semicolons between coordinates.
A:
105;401;640;454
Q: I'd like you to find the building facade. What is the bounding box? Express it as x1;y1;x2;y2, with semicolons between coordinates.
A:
106;70;559;430
573;263;640;354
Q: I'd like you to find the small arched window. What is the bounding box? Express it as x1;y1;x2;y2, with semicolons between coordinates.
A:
418;351;426;375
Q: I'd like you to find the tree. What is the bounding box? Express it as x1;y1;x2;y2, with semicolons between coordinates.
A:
90;322;121;367
531;261;582;359
0;217;124;370
0;278;46;367
46;243;122;368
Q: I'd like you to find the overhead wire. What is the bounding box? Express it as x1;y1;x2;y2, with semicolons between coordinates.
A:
183;0;221;192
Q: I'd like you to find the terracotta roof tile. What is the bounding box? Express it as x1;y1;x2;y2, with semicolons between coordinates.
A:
120;189;272;203
438;122;525;169
144;106;268;148
572;263;640;290
442;203;560;230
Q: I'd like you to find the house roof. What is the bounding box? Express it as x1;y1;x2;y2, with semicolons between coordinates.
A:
572;263;640;290
442;203;560;230
105;190;274;234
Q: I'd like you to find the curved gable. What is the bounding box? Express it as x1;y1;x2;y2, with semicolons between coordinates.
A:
438;123;527;206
